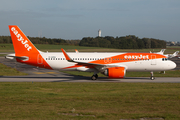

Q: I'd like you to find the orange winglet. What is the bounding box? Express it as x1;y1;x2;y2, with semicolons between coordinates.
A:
75;49;79;53
61;48;73;62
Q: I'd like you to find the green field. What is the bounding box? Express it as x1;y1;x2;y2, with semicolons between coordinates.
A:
0;44;110;52
0;63;27;76
0;82;180;120
0;43;180;53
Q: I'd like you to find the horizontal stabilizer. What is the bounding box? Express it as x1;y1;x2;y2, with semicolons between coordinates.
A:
5;54;29;61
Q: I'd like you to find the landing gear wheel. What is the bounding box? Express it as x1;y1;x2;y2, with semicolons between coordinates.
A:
95;74;98;79
91;75;96;80
91;74;98;80
150;76;155;80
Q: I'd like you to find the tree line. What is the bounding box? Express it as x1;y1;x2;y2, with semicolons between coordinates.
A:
79;35;166;49
0;36;80;46
0;35;166;49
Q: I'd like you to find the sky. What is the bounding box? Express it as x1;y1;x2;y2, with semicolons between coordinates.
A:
0;0;180;42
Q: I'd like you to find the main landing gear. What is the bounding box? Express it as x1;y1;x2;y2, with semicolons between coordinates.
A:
150;71;155;80
91;74;98;80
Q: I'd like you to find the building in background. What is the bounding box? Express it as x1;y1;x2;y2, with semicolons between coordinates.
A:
98;29;101;37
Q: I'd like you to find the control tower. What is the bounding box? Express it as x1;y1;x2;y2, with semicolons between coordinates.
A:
98;29;101;37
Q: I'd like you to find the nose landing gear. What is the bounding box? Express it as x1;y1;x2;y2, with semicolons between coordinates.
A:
150;71;155;80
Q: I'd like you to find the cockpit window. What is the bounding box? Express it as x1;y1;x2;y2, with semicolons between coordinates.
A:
162;58;168;61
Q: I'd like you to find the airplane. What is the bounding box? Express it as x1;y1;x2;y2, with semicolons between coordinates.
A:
150;49;166;55
150;49;179;59
6;25;177;80
166;51;179;58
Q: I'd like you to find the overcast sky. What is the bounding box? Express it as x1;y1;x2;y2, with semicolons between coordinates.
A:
0;0;180;41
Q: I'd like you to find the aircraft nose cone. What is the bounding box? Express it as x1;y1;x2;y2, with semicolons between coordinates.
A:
170;61;176;69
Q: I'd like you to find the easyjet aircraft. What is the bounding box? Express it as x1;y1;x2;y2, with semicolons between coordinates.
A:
6;25;176;80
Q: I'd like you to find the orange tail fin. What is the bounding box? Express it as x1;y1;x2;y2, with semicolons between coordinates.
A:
9;25;52;69
9;25;39;56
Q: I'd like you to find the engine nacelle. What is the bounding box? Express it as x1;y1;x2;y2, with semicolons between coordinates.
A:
103;67;126;78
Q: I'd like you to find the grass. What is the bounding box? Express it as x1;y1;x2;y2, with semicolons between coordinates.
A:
0;43;179;53
0;44;15;52
0;44;109;52
62;70;180;78
0;54;6;57
167;46;180;48
0;82;179;119
34;44;105;52
0;63;27;76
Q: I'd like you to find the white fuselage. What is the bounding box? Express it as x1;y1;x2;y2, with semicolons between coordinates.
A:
41;52;176;72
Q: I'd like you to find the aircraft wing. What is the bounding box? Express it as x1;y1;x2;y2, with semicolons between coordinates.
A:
61;48;126;72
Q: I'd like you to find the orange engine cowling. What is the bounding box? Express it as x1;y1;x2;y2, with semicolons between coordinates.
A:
103;67;126;78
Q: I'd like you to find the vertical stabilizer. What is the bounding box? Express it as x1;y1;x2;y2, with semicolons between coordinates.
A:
8;25;52;69
172;51;179;57
9;25;39;56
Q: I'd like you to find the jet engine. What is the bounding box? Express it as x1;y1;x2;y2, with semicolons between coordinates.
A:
103;67;126;78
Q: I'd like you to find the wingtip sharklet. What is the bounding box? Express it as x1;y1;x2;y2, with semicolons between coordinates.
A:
61;48;74;62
